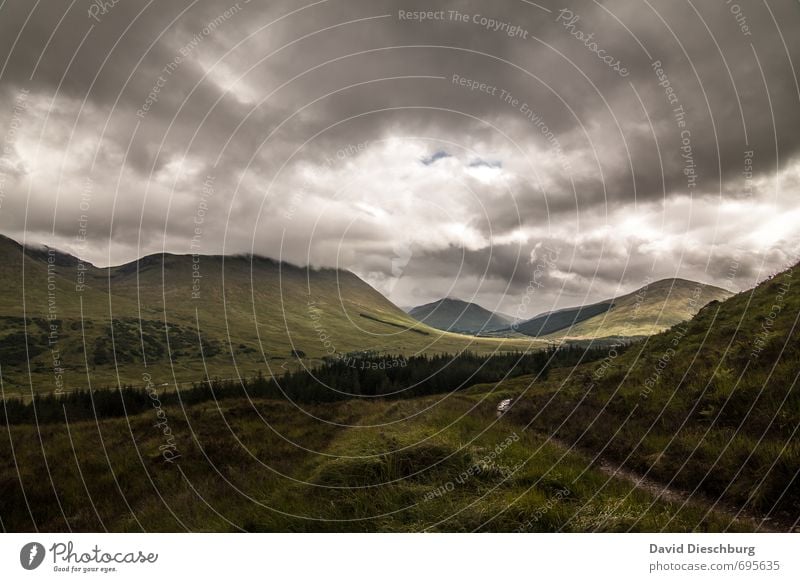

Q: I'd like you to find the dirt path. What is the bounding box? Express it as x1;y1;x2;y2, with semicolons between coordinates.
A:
494;397;794;532
513;425;793;532
592;454;792;533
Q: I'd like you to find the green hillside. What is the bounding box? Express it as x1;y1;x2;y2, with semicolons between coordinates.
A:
512;300;614;337
0;235;542;396
408;298;513;334
501;264;800;522
512;278;732;340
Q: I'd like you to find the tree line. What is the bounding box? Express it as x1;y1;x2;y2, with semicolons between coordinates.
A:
1;344;615;425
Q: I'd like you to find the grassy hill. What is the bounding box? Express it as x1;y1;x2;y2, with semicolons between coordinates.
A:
408;298;513;334
0;235;542;396
511;278;732;340
501;264;800;523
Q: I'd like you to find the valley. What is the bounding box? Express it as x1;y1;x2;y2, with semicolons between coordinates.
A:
1;240;797;532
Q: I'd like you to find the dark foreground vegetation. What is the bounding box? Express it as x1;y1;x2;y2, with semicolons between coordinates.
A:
2;345;608;425
0;364;757;533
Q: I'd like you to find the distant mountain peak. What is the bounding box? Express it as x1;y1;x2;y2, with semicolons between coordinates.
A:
0;233;89;269
408;297;512;334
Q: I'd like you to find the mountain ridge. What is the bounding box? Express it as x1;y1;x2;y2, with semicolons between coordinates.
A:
507;277;733;339
407;297;513;334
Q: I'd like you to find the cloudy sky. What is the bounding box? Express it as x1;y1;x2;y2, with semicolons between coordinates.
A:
1;0;799;316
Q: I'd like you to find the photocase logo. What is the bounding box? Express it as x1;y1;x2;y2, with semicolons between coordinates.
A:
20;542;45;570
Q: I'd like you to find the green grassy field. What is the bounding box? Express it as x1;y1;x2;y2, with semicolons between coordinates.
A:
0;380;758;532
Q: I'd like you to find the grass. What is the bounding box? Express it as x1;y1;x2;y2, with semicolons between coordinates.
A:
543;278;733;339
0;384;757;532
502;265;800;524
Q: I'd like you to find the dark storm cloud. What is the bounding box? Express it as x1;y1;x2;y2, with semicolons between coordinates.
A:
0;0;798;305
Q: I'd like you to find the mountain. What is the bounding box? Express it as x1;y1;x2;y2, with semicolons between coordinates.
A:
408;297;513;333
2;232;794;531
0;234;540;395
511;278;733;339
2;268;791;532
503;262;800;521
509;300;614;337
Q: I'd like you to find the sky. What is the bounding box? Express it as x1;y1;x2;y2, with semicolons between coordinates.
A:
0;0;799;317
